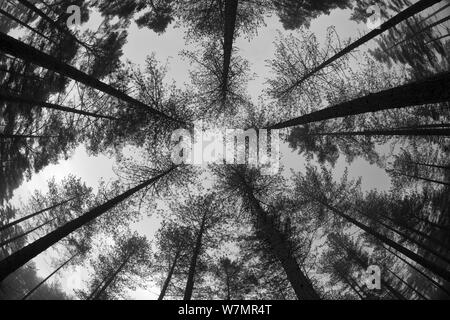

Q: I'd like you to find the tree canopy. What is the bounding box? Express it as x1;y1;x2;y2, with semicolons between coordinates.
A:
0;0;449;301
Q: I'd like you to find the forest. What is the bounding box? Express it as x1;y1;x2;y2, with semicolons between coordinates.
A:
0;0;449;300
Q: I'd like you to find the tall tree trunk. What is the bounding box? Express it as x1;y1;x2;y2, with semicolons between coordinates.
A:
422;2;450;23
375;211;450;251
331;234;406;300
158;249;181;300
351;277;367;298
398;123;450;130
386;267;428;300
268;71;450;130
354;208;450;264
22;252;78;300
426;33;450;44
0;92;119;120
411;161;450;170
221;0;239;100
0;194;81;233
383;245;450;297
184;213;207;300
253;201;320;299
384;281;407;300
0;32;184;125
16;0;94;54
386;15;450;52
392;170;450;186
92;250;135;300
345;276;365;300
298;128;450;137
0;7;54;43
225;267;231;300
240;178;320;299
0;168;174;282
0;217;57;248
276;0;442;97
0;133;58;139
87;275;109;300
319;199;450;282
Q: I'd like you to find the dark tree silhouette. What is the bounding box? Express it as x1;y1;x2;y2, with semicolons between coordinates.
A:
268;71;450;129
154;222;192;300
214;166;321;300
0;32;184;125
0;167;175;282
274;0;443;97
169;193;229;300
293;166;450;283
82;235;152;300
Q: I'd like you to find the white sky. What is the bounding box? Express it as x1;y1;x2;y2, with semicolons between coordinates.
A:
7;6;401;299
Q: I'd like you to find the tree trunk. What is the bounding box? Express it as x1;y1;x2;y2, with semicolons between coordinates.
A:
331;234;405;300
87;275;109;300
0;133;58;139
386;267;428;300
392;170;450;186
276;0;442;97
422;2;450;23
255;206;319;299
412;161;450;170
0;32;184;125
225;267;231;300
184;213;207;300
242;183;320;299
352;277;376;300
376;211;450;251
222;0;239;99
0;217;57;248
0;168;174;282
426;33;450;44
158;249;181;300
354;208;450;264
384;281;407;300
383;245;450;297
398;123;450;130
320;200;450;282
0;194;81;233
0;92;118;120
22;252;78;300
16;0;94;54
92;250;135;300
268;71;450;129
0;7;53;43
345;276;365;300
386;15;450;52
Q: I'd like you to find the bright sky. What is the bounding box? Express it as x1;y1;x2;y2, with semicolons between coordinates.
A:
9;7;396;299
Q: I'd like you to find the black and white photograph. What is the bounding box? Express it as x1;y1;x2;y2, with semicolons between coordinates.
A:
0;0;449;309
